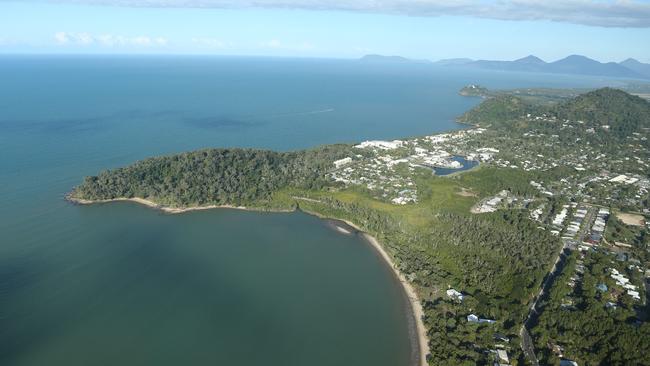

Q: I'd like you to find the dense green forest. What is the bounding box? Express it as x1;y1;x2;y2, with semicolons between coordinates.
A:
457;94;540;127
458;87;650;140
554;88;650;138
71;145;356;207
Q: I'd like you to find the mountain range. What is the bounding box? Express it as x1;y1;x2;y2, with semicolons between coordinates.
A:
360;54;650;79
359;54;431;64
434;55;650;79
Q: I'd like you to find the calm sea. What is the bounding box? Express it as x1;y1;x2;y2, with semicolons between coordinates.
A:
0;55;622;365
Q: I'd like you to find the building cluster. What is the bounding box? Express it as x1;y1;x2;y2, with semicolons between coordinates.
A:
609;268;641;301
472;190;512;213
587;208;609;243
530;180;555;197
451;108;648;365
329;128;501;205
469;113;650;211
562;205;590;242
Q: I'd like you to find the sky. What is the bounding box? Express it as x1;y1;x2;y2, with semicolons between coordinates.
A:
1;0;649;62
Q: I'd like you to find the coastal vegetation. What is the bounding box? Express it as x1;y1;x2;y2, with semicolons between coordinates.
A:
72;145;356;208
70;87;650;365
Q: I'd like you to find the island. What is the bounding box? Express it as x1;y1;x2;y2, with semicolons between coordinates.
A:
68;87;650;366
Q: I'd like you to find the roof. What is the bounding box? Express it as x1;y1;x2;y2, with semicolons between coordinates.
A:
497;349;509;363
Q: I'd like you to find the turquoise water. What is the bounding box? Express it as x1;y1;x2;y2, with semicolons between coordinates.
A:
0;56;622;365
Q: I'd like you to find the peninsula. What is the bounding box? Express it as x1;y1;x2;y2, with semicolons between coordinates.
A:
69;88;650;365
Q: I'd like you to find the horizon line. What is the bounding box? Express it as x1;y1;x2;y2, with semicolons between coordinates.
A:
0;52;647;64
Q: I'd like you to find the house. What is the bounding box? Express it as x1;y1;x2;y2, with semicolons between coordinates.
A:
446;288;464;302
494;333;510;342
628;290;641;300
467;313;496;324
609;175;639;184
497;349;509;364
333;157;352;168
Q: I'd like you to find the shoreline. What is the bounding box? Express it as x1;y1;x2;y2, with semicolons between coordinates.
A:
66;196;292;214
67;195;430;366
318;216;429;366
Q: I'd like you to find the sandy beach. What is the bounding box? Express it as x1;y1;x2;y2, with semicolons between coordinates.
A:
67;195;429;366
67;196;257;214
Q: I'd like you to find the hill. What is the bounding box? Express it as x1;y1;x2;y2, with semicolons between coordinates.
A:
456;94;539;127
458;87;650;138
553;87;650;137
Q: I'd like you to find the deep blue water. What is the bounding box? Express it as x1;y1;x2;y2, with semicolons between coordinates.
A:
0;56;625;366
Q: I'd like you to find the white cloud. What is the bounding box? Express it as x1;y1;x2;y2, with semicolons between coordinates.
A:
265;39;282;48
53;32;168;47
191;37;228;48
262;39;315;51
54;31;70;44
43;0;650;28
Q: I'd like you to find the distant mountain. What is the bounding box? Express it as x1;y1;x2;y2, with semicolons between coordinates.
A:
547;55;640;78
440;54;647;79
620;58;650;78
433;58;473;66
367;53;648;79
359;54;430;64
513;55;546;67
470;55;548;73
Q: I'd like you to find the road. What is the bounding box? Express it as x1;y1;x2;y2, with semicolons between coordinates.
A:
519;206;597;365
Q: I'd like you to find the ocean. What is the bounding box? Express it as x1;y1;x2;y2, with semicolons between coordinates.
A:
0;55;623;365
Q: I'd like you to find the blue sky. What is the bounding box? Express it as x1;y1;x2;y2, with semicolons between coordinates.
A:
1;1;649;62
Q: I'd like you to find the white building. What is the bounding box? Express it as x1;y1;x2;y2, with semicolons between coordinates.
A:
446;289;464;302
355;140;403;150
333;157;352;169
497;349;509;364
